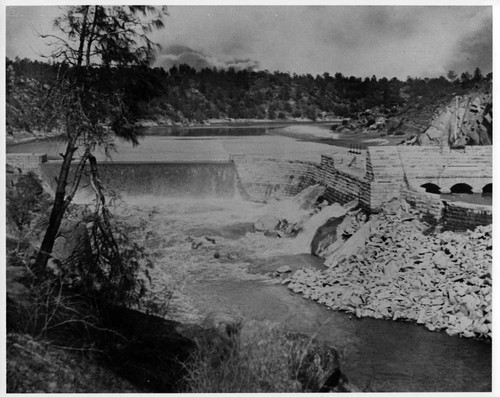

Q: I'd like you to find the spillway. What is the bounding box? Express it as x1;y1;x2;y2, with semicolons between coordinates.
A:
40;161;239;198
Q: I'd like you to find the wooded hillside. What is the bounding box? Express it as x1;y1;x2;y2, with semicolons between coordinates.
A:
6;57;491;133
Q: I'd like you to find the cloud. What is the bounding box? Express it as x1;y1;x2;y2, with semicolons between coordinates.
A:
154;44;259;71
299;6;492;79
5;5;493;80
444;11;492;76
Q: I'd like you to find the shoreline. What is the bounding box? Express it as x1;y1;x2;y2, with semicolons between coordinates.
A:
6;119;343;148
6;131;64;147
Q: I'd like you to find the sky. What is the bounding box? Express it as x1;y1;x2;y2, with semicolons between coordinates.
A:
3;4;493;80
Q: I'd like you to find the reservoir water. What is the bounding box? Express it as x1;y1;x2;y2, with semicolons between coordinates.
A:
7;125;492;392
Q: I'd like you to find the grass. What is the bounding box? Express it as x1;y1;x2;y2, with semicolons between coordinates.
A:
182;319;347;393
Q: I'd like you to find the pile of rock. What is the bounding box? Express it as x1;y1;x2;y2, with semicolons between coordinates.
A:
285;205;492;339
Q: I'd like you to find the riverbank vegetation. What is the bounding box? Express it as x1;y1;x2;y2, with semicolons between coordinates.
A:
6;55;491;135
183;320;356;393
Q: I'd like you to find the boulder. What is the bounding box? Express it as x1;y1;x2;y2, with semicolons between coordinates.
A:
201;310;243;339
264;230;282;238
178;310;243;367
51;220;90;262
310;215;346;257
324;221;372;267
385;116;402;131
342;199;359;212
276;265;292;274
284;332;358;392
254;215;281;232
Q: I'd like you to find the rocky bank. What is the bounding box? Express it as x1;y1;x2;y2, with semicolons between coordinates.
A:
283;199;492;339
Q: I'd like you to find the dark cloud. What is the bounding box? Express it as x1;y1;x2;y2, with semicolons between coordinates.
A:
154;45;259;72
315;7;421;50
5;5;493;80
445;19;492;76
360;7;418;40
164;44;205;57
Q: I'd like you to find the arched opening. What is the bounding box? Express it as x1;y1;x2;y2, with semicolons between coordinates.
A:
482;183;492;196
421;183;441;194
450;183;473;194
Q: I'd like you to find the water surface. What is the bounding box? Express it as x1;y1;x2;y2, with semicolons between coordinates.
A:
115;195;491;393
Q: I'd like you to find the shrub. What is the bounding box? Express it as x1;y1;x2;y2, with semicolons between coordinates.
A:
6;171;51;245
8;202;156;349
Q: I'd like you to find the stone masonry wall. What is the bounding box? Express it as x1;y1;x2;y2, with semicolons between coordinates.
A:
233;149;367;204
400;186;491;230
315;154;365;205
233;157;318;202
400;186;445;225
360;148;403;212
442;201;492;231
367;146;492;198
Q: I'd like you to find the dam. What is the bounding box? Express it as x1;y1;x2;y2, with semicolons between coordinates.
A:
5;128;492;392
11;136;492;232
39;161;240;198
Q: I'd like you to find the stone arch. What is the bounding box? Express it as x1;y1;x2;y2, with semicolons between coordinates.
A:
482;183;492;195
450;183;473;194
421;183;441;194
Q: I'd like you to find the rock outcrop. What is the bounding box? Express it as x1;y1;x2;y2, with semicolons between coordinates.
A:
310;215;346;256
310;208;369;257
416;92;492;146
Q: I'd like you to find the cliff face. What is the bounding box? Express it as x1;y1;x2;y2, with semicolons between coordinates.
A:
416;88;492;146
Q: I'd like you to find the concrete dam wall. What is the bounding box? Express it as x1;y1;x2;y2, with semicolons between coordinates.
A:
39;158;320;202
10;148;492;231
39;161;239;198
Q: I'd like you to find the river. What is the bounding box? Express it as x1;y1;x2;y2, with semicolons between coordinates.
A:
7;124;492;392
116;195;491;393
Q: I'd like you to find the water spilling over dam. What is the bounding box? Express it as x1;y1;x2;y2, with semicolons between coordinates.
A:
40;161;240;198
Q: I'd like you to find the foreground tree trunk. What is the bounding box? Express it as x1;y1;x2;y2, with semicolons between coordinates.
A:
35;138;89;272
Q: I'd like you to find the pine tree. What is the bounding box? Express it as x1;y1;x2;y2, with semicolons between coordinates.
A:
35;6;168;273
